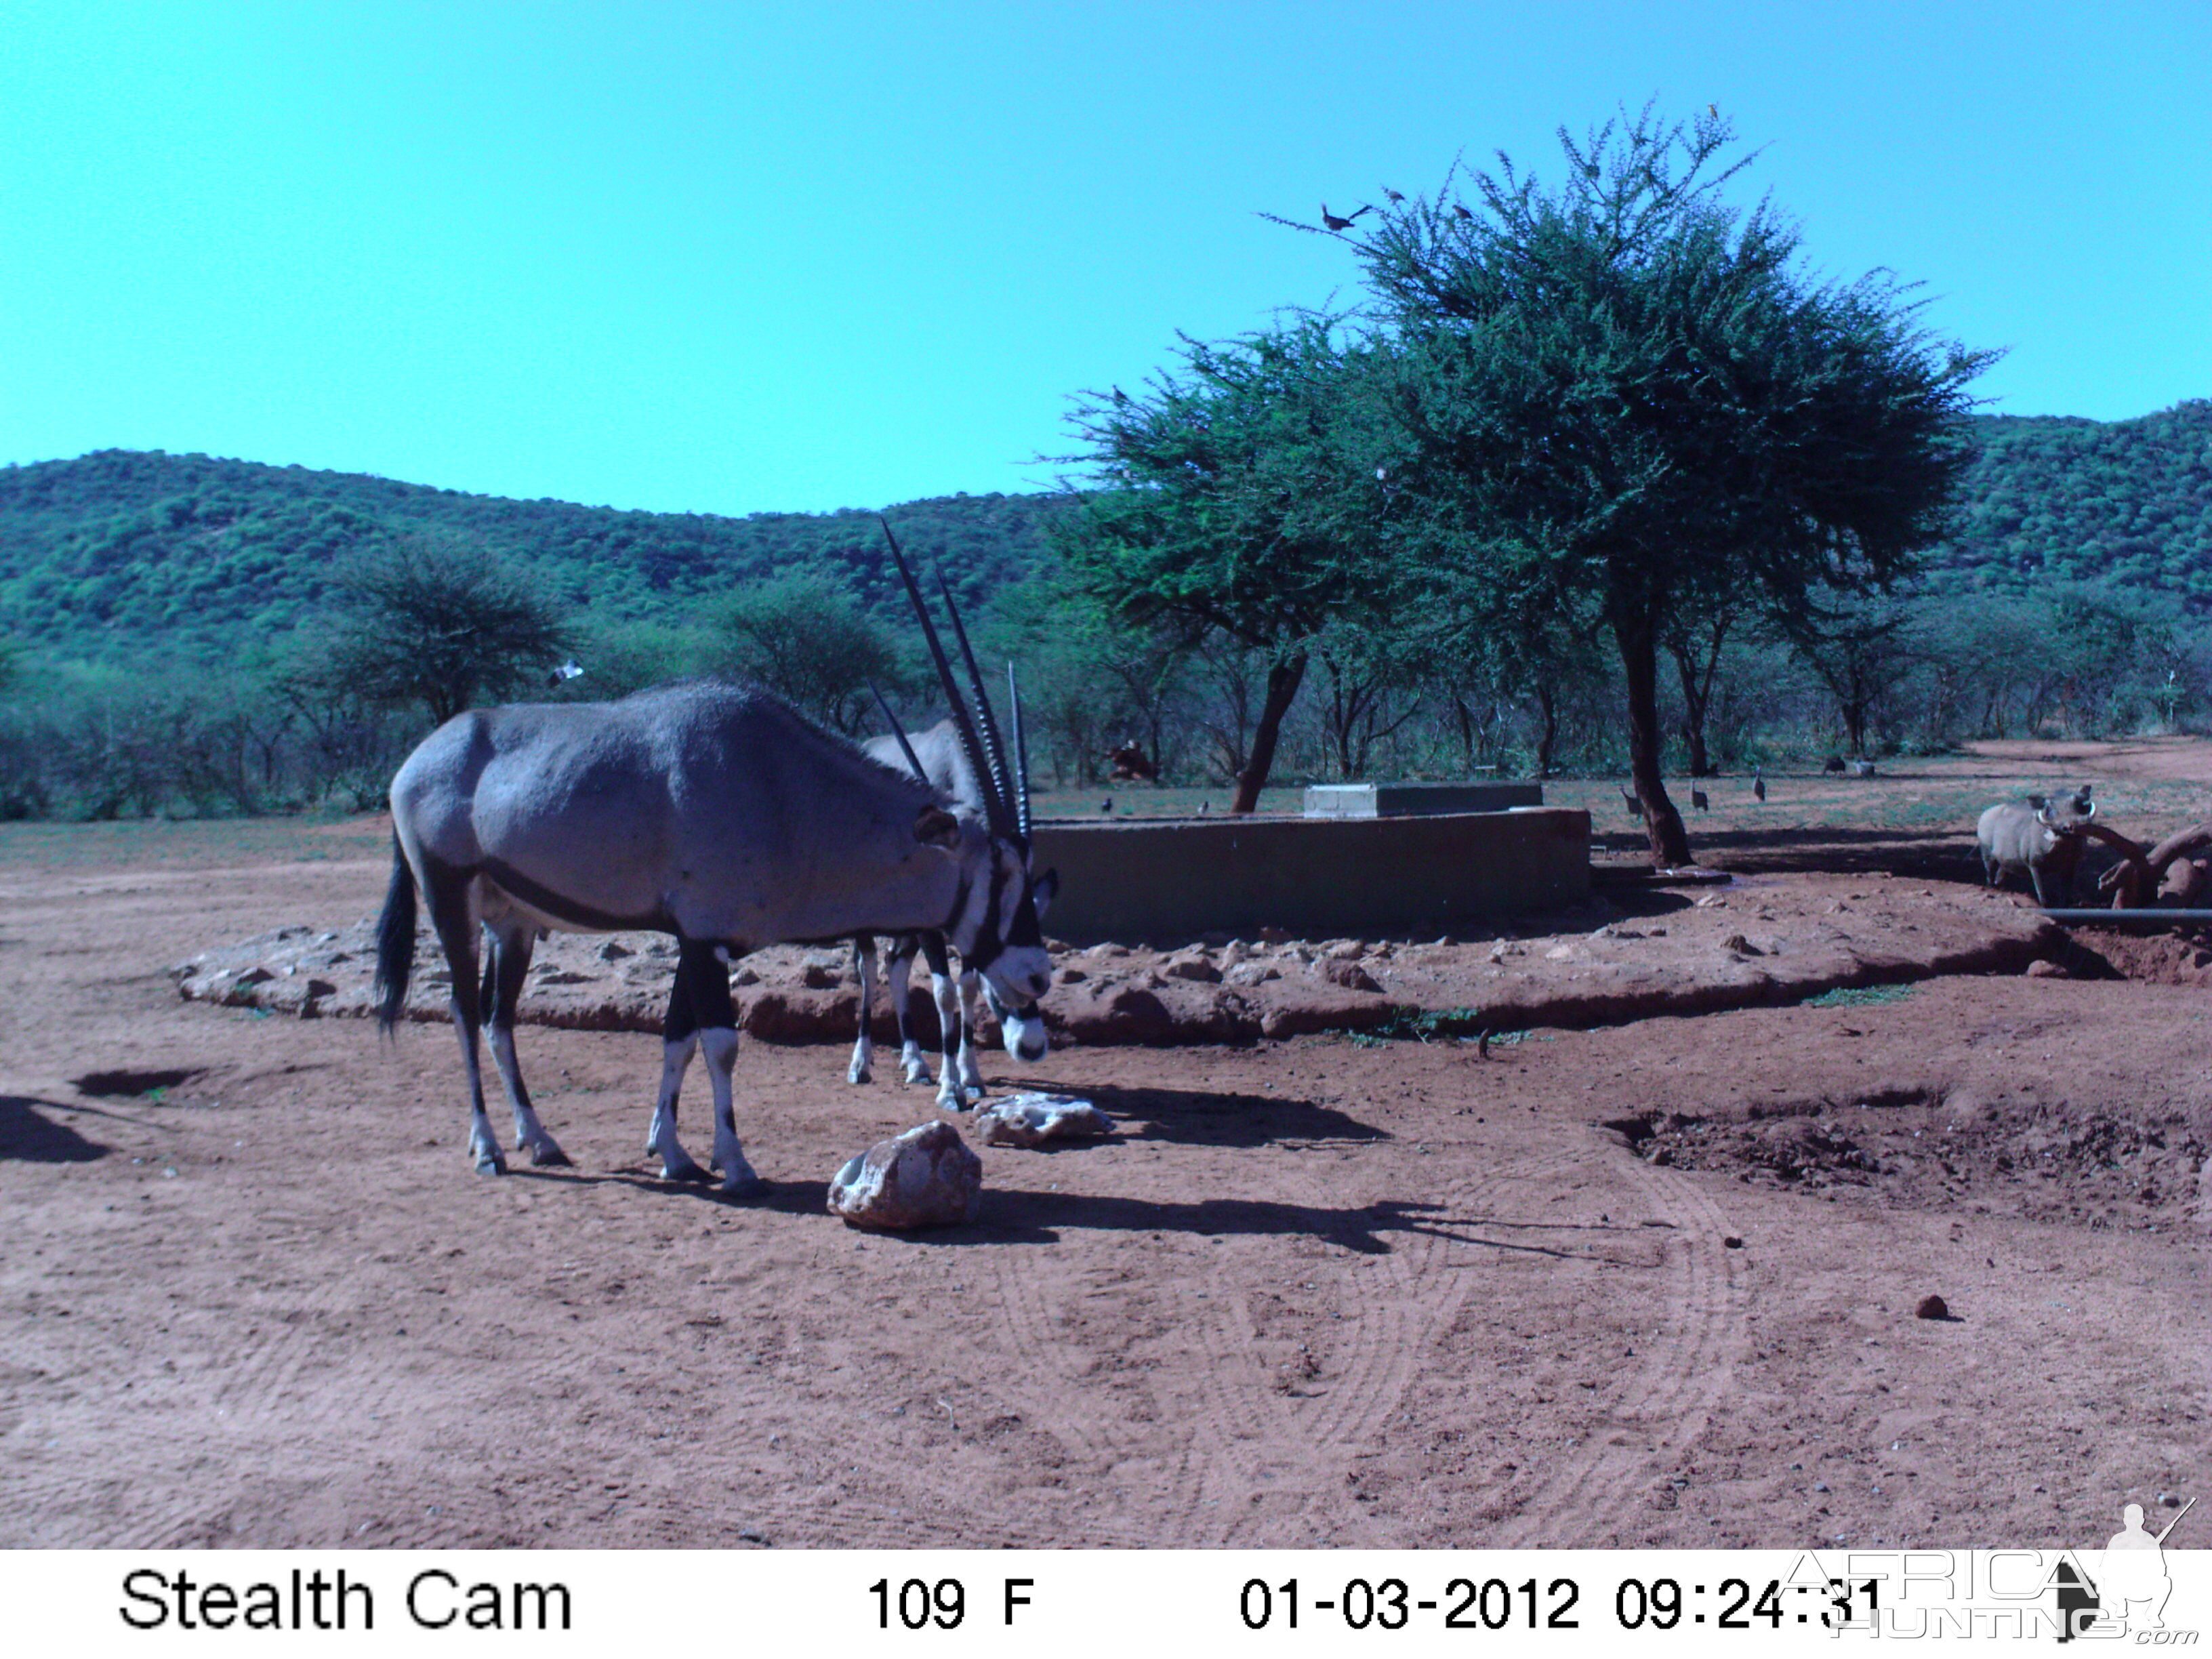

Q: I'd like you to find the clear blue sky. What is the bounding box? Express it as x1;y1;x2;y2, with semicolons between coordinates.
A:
3;1;2207;516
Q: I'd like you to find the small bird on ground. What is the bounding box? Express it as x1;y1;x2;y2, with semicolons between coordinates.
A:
1101;796;1113;815
1620;783;1643;817
1320;202;1372;231
1199;800;1210;815
1692;789;1709;812
1753;767;1766;802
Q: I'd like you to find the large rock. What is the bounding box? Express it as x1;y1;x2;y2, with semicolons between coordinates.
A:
973;1093;1115;1148
827;1121;983;1231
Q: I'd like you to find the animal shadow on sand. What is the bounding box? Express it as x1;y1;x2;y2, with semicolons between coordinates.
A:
0;1097;112;1163
1027;1080;1382;1149
932;1191;1645;1258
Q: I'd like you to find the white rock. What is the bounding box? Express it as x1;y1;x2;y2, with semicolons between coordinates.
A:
827;1122;983;1230
973;1093;1115;1148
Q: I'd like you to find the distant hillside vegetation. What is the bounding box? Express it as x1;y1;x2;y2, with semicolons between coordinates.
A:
3;400;2209;670
0;449;1064;668
1929;399;2212;600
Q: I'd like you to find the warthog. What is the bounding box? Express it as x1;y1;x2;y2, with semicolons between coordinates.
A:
1976;786;2096;905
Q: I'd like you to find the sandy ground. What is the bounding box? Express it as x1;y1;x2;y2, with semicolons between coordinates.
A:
3;745;2208;1551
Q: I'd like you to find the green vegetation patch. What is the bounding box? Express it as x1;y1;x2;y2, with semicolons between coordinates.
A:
1801;983;1919;1009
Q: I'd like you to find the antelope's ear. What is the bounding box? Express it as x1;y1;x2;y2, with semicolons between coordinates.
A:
914;806;961;849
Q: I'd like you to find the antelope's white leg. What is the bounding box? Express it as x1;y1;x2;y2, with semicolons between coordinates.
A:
957;970;987;1099
648;1033;710;1182
487;1024;570;1167
888;951;932;1085
930;969;970;1111
848;937;876;1084
423;887;504;1176
451;1016;506;1174
699;1027;760;1195
482;921;569;1167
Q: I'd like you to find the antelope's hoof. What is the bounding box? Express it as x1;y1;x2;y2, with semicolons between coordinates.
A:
663;1158;714;1184
472;1155;506;1176
529;1141;572;1168
718;1171;766;1200
848;1064;873;1085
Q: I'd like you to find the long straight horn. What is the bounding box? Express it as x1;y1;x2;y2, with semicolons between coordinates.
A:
935;566;1012;820
1007;662;1031;844
867;679;929;783
878;519;1010;836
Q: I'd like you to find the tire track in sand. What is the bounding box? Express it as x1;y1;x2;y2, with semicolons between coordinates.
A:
1480;1145;1750;1545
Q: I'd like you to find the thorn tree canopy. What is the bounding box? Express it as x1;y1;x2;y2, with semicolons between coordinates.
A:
1051;317;1400;813
310;535;577;731
1311;102;1994;864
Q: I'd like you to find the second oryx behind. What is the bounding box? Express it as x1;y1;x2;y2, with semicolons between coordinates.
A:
848;712;1059;1109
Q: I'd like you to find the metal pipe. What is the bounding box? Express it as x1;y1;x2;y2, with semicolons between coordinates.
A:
2038;908;2212;926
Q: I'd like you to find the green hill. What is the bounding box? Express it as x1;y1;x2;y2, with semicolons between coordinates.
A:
4;398;2210;673
0;449;1064;670
1929;399;2212;600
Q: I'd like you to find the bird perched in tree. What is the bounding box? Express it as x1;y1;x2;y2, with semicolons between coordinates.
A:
1753;767;1766;803
1320;202;1372;231
1452;202;1473;220
1692;789;1708;812
1111;384;1129;405
1381;185;1404;205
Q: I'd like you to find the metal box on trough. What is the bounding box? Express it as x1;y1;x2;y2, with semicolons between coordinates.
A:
1303;781;1544;817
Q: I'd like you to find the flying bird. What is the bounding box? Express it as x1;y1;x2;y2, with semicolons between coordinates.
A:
1320;202;1372;231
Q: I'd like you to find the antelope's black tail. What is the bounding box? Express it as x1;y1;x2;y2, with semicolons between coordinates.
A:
373;835;416;1036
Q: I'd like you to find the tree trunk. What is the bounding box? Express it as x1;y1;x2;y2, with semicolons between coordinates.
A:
1668;636;1715;777
1614;603;1692;866
1230;652;1307;815
1534;680;1559;779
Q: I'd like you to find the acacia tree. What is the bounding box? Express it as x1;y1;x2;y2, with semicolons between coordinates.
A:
309;536;575;731
1052;319;1398;813
1322;104;1990;863
705;567;903;736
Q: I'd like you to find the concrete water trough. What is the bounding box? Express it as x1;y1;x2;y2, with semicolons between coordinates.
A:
1030;790;1590;943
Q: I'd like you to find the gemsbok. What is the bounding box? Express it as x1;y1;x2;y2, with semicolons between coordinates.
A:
849;703;1058;1109
373;526;1052;1195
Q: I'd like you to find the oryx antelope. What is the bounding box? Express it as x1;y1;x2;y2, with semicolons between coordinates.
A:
848;710;1059;1109
372;527;1052;1195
